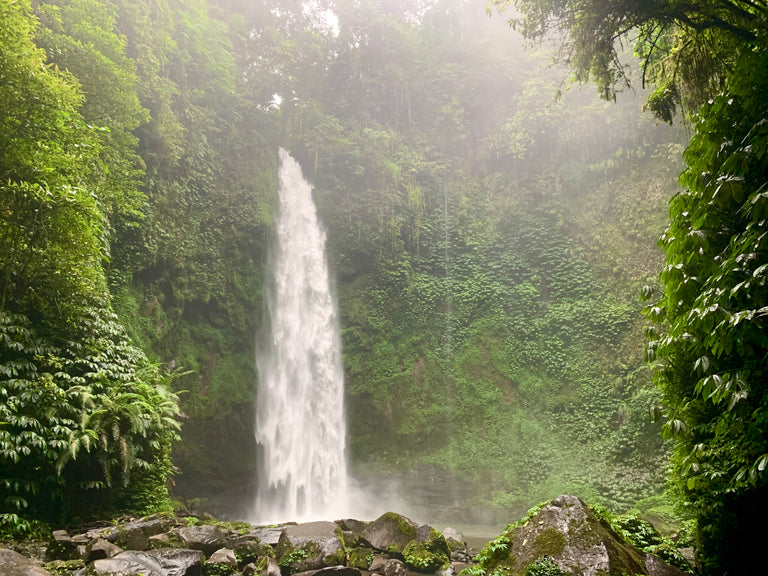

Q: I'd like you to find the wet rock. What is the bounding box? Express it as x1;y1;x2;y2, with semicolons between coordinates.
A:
86;538;123;562
263;556;281;576
231;534;274;565
250;527;285;547
367;555;388;573
177;525;229;556
476;495;691;576
101;516;176;551
0;549;52;576
204;548;237;575
441;528;465;552
242;563;258;576
347;548;374;570
361;513;418;555
382;558;407;576
313;567;361;576
402;529;451;573
276;521;344;573
91;548;204;576
46;530;79;560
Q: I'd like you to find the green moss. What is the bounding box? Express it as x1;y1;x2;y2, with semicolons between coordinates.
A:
203;560;235;576
403;540;450;573
524;557;565;576
383;512;417;539
348;548;374;570
531;528;566;558
43;559;86;575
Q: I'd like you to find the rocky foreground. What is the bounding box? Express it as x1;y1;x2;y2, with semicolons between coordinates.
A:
0;495;693;576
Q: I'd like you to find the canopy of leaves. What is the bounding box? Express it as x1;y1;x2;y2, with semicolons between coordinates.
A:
493;0;768;121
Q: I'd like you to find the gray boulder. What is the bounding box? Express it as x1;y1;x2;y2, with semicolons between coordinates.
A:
250;527;285;546
313;567;361;576
475;495;690;576
263;556;281;576
361;513;418;555
91;548;204;576
205;547;238;573
276;521;344;573
0;549;52;576
86;538;123;562
382;559;407;576
177;525;229;556
100;516;176;551
46;530;80;560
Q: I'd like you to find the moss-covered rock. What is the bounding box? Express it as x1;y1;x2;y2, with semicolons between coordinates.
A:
361;512;418;554
348;547;374;570
276;521;343;575
462;495;690;576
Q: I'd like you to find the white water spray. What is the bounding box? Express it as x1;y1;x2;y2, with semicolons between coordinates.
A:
252;148;348;523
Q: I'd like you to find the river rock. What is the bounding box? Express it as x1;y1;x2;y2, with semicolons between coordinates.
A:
91;548;204;576
482;495;689;576
313;567;361;576
361;513;418;555
382;558;407;576
276;521;345;573
101;516;176;551
177;525;228;556
86;538;123;562
0;549;52;576
263;556;281;576
206;547;237;571
250;527;285;546
367;555;388;573
46;530;80;560
231;534;274;565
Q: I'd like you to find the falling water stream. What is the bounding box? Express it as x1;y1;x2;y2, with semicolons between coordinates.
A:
252;148;348;523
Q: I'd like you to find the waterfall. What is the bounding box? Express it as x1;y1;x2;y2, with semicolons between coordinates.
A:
252;148;348;523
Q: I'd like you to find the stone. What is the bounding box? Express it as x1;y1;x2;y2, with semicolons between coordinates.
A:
347;548;374;570
242;563;258;576
441;528;465;551
313;567;361;576
207;547;238;568
382;559;407;576
230;534;274;565
177;525;229;556
91;548;204;576
361;513;419;555
335;520;367;537
86;538;123;562
46;530;79;560
100;516;176;551
368;555;388;574
0;549;52;576
276;521;344;573
476;495;692;576
263;556;281;576
249;527;284;546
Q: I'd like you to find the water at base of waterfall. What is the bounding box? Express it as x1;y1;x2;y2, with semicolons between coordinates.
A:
252;148;348;524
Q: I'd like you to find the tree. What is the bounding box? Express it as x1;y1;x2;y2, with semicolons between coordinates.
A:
493;0;768;121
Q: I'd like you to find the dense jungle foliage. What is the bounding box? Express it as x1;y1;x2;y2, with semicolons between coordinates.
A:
3;0;766;572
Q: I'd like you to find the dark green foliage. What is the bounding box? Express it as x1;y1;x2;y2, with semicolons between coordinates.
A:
524;557;564;576
645;36;768;575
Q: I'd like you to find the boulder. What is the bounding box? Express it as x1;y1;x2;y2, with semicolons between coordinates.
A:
0;549;52;576
91;548;204;576
101;516;176;551
276;521;344;573
361;513;418;555
263;556;281;576
86;538;123;562
230;534;274;565
347;548;374;570
204;548;237;575
46;530;80;560
441;528;465;552
177;525;229;556
402;529;451;573
313;567;361;576
250;527;285;546
367;555;388;573
475;495;690;576
382;559;407;576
